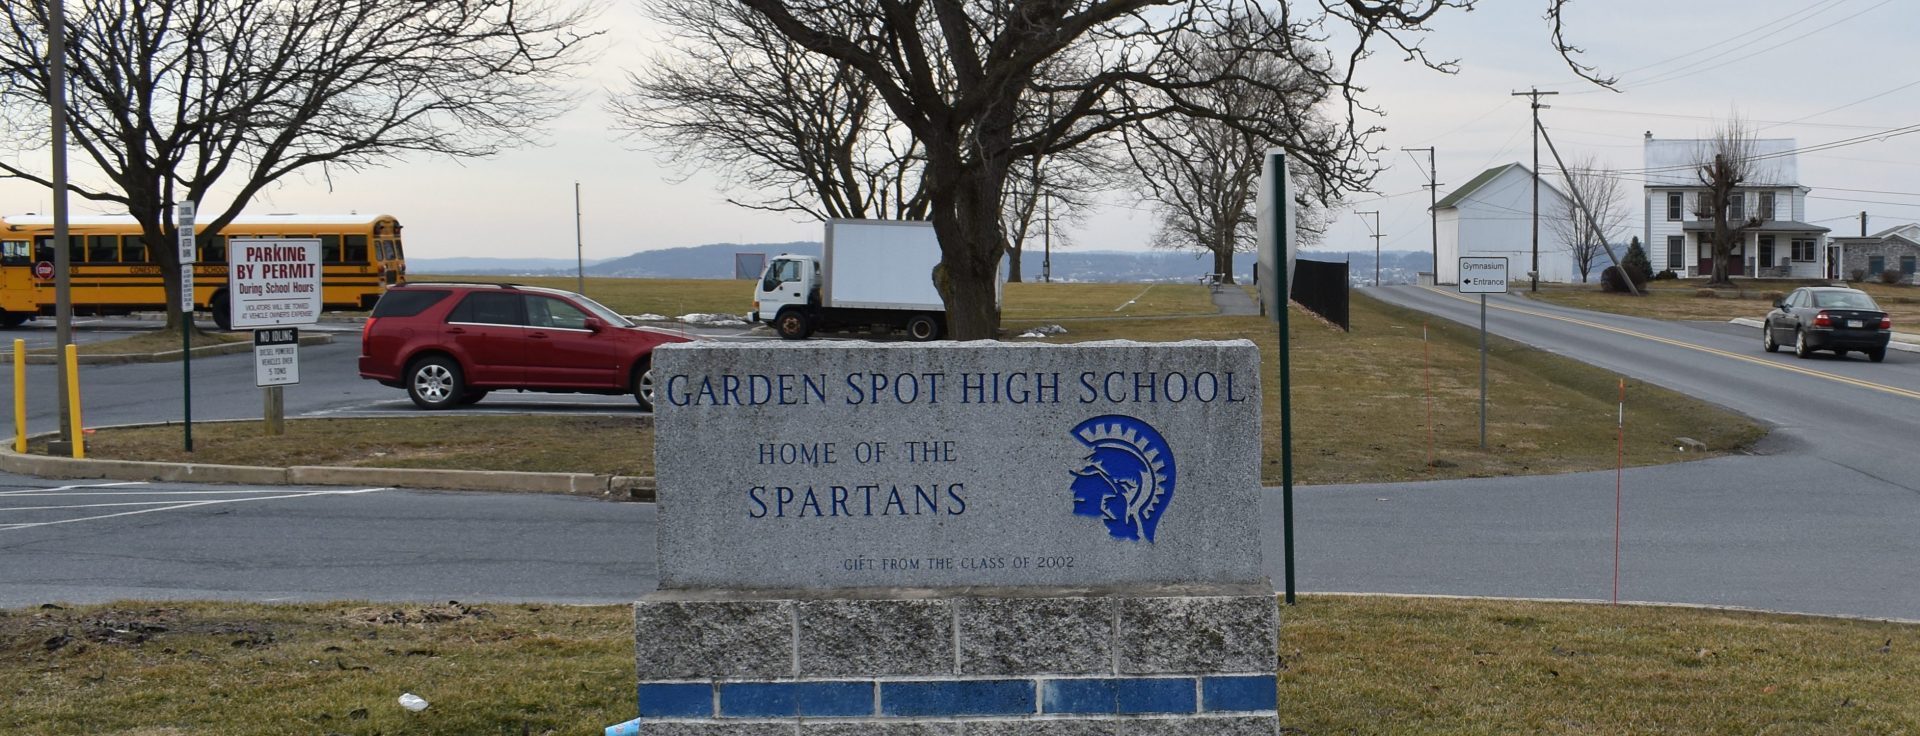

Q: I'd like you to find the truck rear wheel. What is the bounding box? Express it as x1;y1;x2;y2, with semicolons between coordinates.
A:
905;314;941;342
775;309;812;340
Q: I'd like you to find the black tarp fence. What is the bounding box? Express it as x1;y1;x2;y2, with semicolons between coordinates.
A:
1289;258;1349;331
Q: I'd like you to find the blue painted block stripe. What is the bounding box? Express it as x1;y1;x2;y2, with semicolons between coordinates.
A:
720;681;875;718
1203;675;1278;712
1115;677;1196;714
1042;678;1116;714
881;679;1035;717
637;683;712;718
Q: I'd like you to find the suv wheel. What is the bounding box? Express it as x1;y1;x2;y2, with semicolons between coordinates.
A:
407;356;465;410
633;360;657;411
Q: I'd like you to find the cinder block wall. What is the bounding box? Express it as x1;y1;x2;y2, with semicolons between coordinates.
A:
629;593;1280;735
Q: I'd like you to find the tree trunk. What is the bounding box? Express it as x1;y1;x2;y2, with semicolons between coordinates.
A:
1006;241;1023;283
928;160;1008;341
1212;247;1236;285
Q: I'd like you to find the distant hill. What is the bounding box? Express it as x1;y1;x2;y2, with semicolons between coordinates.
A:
415;242;1431;284
408;256;609;275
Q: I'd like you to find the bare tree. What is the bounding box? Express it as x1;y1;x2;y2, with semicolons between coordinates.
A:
612;0;927;221
1128;13;1336;285
1001;152;1107;282
1547;157;1629;283
736;1;1613;339
1693;115;1763;286
0;0;594;329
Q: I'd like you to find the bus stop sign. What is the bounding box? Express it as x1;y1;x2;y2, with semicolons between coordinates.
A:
33;261;52;280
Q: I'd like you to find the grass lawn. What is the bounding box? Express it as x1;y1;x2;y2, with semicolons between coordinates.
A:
58;416;654;477
410;274;1218;322
1008;291;1763;485
71;287;1761;484
7;329;249;358
1528;279;1920;328
4;597;1915;734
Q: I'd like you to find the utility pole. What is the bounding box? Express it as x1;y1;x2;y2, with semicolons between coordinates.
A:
573;182;585;295
1513;88;1558;292
1042;194;1053;284
47;0;74;447
1402;147;1439;281
1357;210;1383;286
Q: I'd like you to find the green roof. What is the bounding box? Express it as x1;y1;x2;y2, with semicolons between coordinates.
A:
1432;163;1522;210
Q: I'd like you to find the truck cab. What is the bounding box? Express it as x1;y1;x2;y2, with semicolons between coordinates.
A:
751;255;822;338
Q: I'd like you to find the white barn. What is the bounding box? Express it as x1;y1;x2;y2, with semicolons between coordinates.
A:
1433;163;1584;285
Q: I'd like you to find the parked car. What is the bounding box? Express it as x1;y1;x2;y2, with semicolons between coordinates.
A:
1761;286;1891;362
358;282;694;410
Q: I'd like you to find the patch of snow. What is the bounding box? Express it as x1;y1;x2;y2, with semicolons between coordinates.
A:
627;313;670;322
1016;324;1068;338
679;313;749;326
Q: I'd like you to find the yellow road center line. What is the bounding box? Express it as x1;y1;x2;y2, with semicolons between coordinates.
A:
1415;286;1920;402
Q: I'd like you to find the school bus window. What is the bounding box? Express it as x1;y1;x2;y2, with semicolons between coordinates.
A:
121;235;149;263
34;237;52;263
202;238;226;264
343;234;368;263
69;237;85;263
2;241;28;265
320;235;342;263
87;235;118;263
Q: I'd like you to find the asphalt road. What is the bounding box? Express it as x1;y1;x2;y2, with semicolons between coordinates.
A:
1305;286;1920;619
4;292;1920;619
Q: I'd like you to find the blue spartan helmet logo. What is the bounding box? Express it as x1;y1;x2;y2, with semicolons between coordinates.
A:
1069;415;1176;543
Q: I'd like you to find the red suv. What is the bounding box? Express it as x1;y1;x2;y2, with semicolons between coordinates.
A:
358;283;692;410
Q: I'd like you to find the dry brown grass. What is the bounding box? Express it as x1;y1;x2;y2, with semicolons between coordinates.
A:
57;416;654;477
1009;292;1764;485
5;597;1916;734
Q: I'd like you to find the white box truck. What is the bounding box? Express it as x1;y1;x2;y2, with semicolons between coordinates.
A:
751;219;972;341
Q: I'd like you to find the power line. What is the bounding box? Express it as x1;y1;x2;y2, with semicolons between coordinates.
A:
1624;0;1895;90
1555;105;1900;132
1758;77;1920;132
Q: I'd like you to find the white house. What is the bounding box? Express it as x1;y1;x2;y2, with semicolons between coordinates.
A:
1641;135;1830;279
1433;162;1582;285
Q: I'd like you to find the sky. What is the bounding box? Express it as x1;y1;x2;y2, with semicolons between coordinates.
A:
3;0;1918;263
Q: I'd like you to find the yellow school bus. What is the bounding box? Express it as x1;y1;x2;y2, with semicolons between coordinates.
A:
0;213;407;329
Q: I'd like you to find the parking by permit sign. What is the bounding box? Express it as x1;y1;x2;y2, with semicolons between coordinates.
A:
1459;257;1510;294
254;328;299;386
229;238;322;328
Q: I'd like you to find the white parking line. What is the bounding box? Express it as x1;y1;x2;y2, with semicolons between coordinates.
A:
1113;284;1156;312
0;487;391;531
0;481;148;497
0;489;322;496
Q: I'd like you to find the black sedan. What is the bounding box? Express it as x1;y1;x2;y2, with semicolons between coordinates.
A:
1762;287;1892;362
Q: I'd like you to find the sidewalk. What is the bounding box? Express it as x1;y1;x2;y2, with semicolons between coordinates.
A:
1210;282;1260;316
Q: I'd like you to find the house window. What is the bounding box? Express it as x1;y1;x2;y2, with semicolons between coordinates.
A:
1791;239;1816;262
1868;255;1886;275
1758;192;1776;221
1758;235;1775;267
1666;192;1683;221
1903;255;1917;276
1666;236;1685;269
1728;192;1744;221
1695;193;1711;220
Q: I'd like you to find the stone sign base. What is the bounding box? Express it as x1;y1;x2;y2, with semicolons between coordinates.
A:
622;589;1280;735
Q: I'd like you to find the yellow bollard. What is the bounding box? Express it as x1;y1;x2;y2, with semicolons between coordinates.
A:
12;338;23;454
64;343;83;459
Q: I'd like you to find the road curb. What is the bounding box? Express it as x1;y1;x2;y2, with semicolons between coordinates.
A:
0;428;655;501
2;333;335;365
1727;318;1919;353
